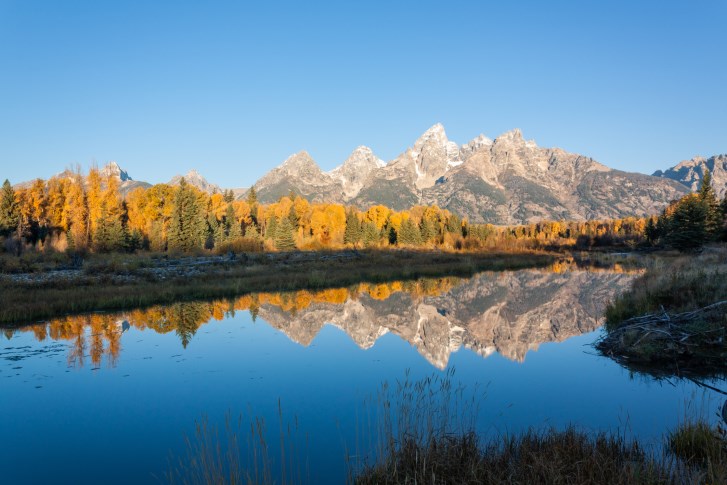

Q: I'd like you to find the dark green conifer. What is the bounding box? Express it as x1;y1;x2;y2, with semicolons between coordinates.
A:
287;205;299;228
246;186;258;206
361;221;379;247
399;218;422;246
420;218;436;243
388;226;397;245
265;216;278;241
644;217;658;245
344;210;361;246
666;195;708;251
225;203;242;240
698;169;722;238
0;179;19;236
168;178;204;252
274;216;296;251
212;216;225;247
245;223;261;240
92;200;127;252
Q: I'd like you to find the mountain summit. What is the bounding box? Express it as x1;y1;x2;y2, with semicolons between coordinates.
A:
169;170;222;194
251;124;689;224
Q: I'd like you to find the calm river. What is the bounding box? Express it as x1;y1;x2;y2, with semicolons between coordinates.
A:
1;265;723;484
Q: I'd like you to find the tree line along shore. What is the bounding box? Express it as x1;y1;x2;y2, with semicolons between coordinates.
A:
3;167;724;260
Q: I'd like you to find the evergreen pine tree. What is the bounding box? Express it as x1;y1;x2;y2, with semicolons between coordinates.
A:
287;205;299;229
128;229;145;251
399;218;422;246
666;195;708;251
225;203;242;240
246;186;258;206
644;217;658;245
343;210;361;246
168;178;204;252
92;199;128;253
0;179;19;236
212;216;225;247
698;169;722;238
274;216;296;251
420;218;436;243
265;216;278;241
388;226;397;245
247;187;259;226
204;215;217;250
110;216;129;251
245;223;261;240
92;201;112;252
361;221;379;247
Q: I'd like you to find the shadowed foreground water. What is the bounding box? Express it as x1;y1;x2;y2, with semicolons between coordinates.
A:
1;266;723;484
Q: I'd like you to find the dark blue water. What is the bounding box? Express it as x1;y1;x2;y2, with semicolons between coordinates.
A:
1;269;723;484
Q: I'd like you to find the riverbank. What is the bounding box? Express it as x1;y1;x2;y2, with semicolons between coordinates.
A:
0;249;554;327
596;245;727;377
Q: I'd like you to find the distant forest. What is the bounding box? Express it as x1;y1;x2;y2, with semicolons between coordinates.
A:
1;169;725;255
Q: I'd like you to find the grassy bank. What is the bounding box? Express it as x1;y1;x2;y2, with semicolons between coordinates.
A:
596;246;727;376
0;249;554;327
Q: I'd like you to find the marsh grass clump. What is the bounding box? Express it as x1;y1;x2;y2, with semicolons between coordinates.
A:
668;418;726;466
355;427;670;485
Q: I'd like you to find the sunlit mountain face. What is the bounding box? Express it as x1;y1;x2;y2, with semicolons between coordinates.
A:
2;260;640;370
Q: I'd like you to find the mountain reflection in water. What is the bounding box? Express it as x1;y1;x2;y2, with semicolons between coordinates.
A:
2;260;639;369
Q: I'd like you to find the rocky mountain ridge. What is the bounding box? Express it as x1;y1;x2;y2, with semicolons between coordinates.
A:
653;154;727;199
14;126;723;224
252;124;692;224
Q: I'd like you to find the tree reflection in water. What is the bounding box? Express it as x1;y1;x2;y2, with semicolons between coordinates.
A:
2;259;640;369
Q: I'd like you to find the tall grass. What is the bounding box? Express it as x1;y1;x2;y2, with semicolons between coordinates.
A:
347;368;483;482
166;403;308;485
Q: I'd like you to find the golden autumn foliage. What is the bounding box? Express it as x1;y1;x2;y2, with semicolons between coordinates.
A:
5;166;652;255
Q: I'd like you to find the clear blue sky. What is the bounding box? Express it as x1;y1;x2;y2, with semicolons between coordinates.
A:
1;0;725;188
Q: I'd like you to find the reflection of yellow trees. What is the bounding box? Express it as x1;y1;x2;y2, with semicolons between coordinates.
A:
14;277;463;366
11;263;636;367
40;313;124;367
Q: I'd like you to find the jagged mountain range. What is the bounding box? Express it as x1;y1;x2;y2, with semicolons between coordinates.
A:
17;125;724;224
653;154;727;199
256;269;636;369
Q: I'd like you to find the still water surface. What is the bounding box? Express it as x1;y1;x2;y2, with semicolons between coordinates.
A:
1;266;723;484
